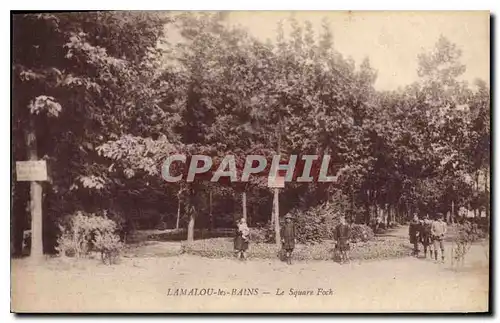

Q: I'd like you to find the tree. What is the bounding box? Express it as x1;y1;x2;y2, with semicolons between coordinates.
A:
12;12;171;254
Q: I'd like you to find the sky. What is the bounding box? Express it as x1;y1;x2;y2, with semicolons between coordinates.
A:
219;11;490;91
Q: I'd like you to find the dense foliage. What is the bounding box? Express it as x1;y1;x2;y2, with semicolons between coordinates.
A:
12;12;490;254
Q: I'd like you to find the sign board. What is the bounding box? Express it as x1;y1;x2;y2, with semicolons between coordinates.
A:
16;161;48;181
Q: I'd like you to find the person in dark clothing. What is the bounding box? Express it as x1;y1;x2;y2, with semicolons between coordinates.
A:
409;214;421;257
334;216;351;264
281;214;296;265
420;215;433;259
234;218;249;260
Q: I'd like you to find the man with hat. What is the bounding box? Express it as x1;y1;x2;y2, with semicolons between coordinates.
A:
431;213;447;262
281;214;296;265
420;214;433;259
334;215;351;264
408;213;421;257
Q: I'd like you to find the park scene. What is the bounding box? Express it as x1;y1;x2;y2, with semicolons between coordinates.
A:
11;11;490;313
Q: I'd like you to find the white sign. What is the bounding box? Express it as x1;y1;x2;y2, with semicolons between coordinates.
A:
268;175;285;188
16;161;48;181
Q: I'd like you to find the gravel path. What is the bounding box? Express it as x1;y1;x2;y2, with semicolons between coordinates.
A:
11;241;489;313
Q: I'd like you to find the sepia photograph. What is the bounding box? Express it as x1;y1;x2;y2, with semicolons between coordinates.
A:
10;10;490;313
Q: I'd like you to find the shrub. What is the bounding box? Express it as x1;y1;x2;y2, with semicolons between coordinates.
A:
93;230;123;265
286;203;375;244
291;203;339;244
350;224;375;243
56;211;124;264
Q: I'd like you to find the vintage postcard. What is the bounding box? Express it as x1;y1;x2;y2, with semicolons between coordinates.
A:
10;10;490;313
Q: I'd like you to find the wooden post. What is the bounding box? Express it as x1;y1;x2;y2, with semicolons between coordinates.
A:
242;191;247;220
274;188;280;247
25;117;43;261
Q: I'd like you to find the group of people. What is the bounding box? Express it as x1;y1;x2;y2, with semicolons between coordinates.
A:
233;214;352;265
233;211;481;265
233;215;299;264
408;213;447;262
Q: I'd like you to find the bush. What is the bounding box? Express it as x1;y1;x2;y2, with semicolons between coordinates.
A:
93;230;123;265
292;203;339;244
181;238;410;261
286;203;375;244
56;211;123;264
350;224;375;243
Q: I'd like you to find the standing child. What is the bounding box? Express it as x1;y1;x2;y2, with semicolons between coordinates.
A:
234;218;250;260
431;213;447;262
281;214;296;265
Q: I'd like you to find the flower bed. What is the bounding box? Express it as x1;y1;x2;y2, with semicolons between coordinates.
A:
181;237;411;261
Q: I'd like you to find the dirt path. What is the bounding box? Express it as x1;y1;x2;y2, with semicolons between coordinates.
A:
11;242;489;313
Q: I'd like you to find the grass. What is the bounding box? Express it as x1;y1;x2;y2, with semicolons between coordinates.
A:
180;237;411;261
123;241;183;258
127;228;235;243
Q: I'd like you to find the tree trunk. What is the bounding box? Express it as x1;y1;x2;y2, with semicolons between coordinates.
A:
350;186;355;223
364;189;370;225
209;190;213;230
476;171;480;217
476;170;480;191
451;200;455;223
273;114;282;246
485;168;490;218
187;206;195;242
176;198;181;230
242;191;247;220
25;116;43;261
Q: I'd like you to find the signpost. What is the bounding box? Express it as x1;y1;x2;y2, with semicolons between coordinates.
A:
19;116;47;261
268;171;285;248
16;160;47;261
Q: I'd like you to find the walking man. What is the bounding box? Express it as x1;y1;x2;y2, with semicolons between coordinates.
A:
334;215;351;264
431;213;447;262
281;214;296;265
409;213;421;257
420;216;433;259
